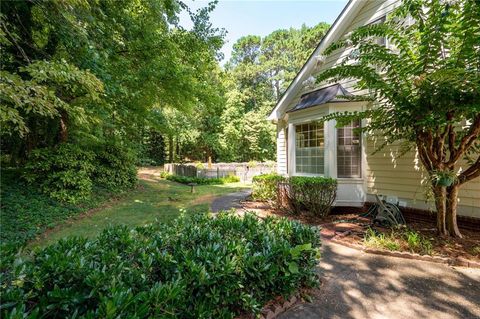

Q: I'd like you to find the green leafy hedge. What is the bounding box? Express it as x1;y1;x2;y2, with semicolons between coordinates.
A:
282;176;337;216
23;143;137;203
1;213;320;318
166;174;240;185
252;173;286;201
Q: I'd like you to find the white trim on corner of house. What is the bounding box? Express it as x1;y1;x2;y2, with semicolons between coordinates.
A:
267;0;365;122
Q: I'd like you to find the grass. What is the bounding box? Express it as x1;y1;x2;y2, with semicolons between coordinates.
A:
32;178;248;247
364;227;433;255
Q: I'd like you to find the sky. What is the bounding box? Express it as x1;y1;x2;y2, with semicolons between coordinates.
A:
179;0;349;63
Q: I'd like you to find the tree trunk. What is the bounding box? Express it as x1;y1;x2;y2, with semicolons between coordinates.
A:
59;110;68;143
446;185;462;238
433;185;448;236
168;135;173;163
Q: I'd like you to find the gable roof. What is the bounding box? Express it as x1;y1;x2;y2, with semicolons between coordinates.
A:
287;83;352;113
267;0;366;121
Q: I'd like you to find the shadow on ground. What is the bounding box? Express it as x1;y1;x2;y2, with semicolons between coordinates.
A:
280;240;480;319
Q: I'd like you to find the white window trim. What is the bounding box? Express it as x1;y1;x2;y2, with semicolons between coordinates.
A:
292;121;327;177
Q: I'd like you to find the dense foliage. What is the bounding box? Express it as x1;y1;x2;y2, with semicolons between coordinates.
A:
0;170;87;246
280;177;337;217
166;174;239;185
1;213;321;318
23;143;137;203
316;0;480;237
252;173;286;201
1;0;223;164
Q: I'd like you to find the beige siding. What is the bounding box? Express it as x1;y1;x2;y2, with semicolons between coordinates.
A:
278;0;479;217
366;137;480;217
276;122;287;175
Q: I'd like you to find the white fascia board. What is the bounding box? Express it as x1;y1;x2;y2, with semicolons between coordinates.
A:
267;0;365;121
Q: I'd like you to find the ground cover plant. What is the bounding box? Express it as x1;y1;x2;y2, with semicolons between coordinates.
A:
1;213;321;318
166;174;240;185
0;169;111;247
364;227;434;255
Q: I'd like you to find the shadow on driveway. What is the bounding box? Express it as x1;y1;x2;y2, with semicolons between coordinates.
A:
280;240;480;319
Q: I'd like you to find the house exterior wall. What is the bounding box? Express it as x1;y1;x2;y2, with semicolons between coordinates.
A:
274;0;480;218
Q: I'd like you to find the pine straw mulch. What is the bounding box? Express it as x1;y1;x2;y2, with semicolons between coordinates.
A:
240;199;480;262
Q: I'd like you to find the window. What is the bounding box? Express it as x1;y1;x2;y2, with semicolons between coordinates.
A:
295;122;324;175
337;120;361;178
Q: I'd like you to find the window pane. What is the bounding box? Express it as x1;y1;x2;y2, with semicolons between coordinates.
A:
337;120;361;178
295;122;324;175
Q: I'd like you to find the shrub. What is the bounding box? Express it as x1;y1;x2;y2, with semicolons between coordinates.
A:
166;174;240;185
252;173;286;201
23;143;138;203
1;213;321;318
281;176;337;216
94;143;137;191
23;144;96;203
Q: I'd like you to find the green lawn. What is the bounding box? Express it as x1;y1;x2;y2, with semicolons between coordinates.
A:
32;178;248;247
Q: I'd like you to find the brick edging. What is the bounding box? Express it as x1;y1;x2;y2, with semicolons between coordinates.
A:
258;294;300;319
329;232;480;269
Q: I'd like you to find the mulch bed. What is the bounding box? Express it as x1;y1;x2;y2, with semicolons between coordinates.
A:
241;199;480;262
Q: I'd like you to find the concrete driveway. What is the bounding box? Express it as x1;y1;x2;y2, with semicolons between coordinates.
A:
280;240;480;319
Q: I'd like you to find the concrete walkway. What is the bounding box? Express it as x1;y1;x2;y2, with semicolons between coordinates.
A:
280;240;480;319
210;189;251;213
210;192;480;318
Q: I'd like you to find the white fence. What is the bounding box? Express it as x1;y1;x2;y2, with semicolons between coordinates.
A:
164;162;276;183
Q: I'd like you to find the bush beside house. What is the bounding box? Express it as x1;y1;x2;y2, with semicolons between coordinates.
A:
253;174;337;216
1;213;321;318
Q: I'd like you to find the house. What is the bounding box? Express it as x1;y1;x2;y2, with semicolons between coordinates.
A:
268;0;480;219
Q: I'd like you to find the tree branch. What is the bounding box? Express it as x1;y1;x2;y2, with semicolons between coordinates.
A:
458;156;480;185
447;114;480;166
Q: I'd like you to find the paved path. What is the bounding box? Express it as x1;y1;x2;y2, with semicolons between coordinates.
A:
280;240;480;319
210;189;251;213
210;191;480;318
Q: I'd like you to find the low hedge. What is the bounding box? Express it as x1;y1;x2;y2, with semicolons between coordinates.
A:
252;173;286;201
1;213;320;318
166;174;240;185
281;176;337;217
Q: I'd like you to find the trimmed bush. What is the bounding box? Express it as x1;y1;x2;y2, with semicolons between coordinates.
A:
252;173;286;201
1;213;320;318
166;174;240;185
280;176;337;216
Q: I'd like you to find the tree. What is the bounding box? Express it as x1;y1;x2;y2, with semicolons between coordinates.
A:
316;0;480;237
219;23;330;162
1;0;224;164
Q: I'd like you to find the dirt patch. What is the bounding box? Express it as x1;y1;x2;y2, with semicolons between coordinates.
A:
138;166;163;182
